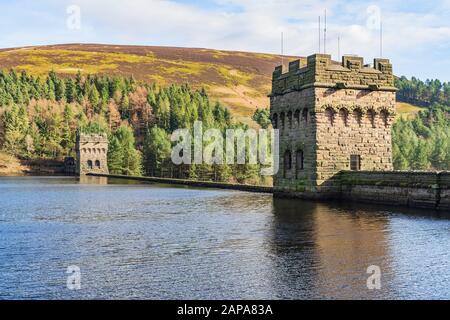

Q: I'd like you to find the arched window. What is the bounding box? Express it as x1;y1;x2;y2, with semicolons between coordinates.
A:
339;108;349;126
296;150;304;178
87;160;93;169
367;109;376;128
280;112;285;130
287;111;293;129
380;110;389;127
354;109;363;126
294;110;300;127
88;148;92;153
325;107;335;126
95;160;101;168
283;150;292;178
302;109;308;123
272;113;278;129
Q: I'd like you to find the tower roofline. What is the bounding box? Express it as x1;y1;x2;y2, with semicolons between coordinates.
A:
271;54;396;97
76;132;109;144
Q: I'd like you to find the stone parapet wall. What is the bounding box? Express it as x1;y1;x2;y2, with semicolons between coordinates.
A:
339;171;448;210
21;159;66;175
88;173;274;194
89;172;449;211
438;172;450;210
274;171;449;211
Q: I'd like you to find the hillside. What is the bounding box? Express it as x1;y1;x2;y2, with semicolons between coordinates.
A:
0;44;446;176
396;102;426;119
0;43;423;124
0;44;302;125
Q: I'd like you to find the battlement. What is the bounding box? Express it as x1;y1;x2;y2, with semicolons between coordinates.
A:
271;54;396;96
76;133;108;144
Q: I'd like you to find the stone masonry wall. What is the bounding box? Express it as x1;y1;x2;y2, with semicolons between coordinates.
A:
340;171;449;210
270;88;317;193
315;87;396;187
274;171;449;210
439;172;450;210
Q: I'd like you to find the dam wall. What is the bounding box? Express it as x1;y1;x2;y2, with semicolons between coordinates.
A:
337;171;449;210
90;171;450;211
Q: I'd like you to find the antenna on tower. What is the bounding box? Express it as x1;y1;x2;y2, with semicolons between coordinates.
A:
338;35;340;59
318;16;321;53
281;31;284;70
380;18;383;57
324;9;327;54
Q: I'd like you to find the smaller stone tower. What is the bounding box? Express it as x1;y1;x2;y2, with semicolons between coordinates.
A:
76;133;109;175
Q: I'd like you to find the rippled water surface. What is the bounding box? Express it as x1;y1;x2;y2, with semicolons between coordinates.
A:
0;176;449;299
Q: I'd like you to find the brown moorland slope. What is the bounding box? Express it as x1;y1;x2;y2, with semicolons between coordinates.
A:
0;43;302;124
0;43;422;125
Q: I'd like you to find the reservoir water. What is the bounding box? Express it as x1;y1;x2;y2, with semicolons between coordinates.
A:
0;176;449;299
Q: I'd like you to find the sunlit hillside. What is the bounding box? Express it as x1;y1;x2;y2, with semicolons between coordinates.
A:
0;44;421;123
0;44;300;125
396;102;426;119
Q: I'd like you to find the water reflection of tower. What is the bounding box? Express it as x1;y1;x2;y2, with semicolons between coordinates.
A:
78;175;108;185
270;198;394;299
268;199;322;299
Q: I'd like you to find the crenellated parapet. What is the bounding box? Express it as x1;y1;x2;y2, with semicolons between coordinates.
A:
271;54;396;96
76;133;108;145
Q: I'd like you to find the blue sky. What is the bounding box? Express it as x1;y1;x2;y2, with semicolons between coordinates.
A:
1;0;449;80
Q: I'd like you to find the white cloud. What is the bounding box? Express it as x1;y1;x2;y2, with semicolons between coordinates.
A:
1;0;449;79
69;1;447;52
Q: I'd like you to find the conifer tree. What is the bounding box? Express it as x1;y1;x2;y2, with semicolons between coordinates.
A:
143;126;171;176
108;136;124;174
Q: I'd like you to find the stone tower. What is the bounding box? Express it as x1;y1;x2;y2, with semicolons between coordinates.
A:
76;133;109;175
270;54;396;198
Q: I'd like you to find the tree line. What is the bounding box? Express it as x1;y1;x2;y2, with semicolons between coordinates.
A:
393;103;450;171
395;76;450;107
1;69;447;180
0;69;266;184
